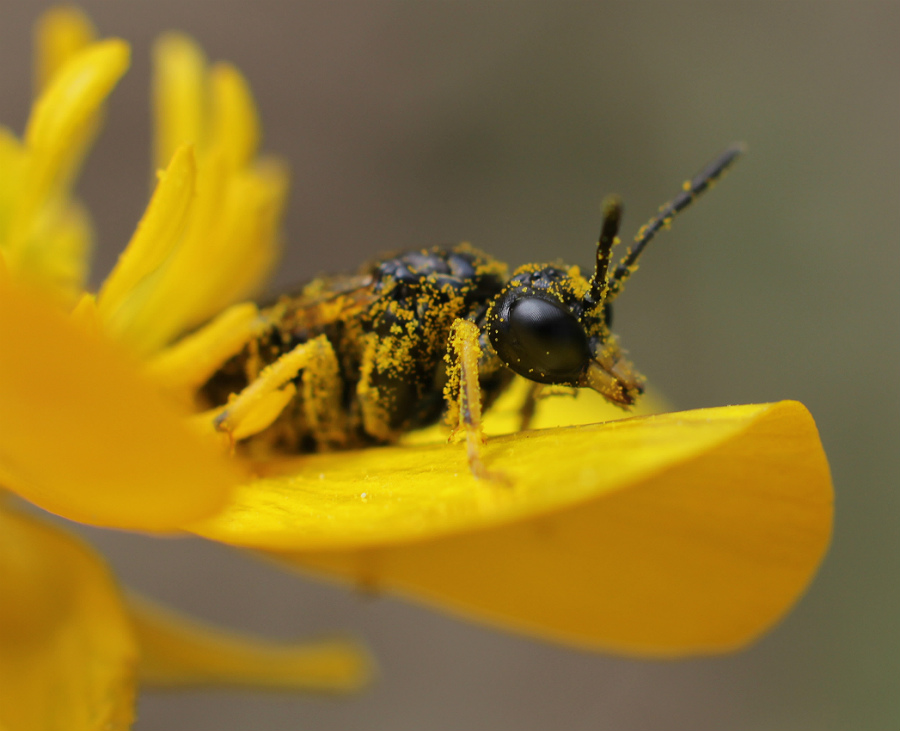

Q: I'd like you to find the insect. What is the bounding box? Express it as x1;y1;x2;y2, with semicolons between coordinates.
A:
202;144;744;478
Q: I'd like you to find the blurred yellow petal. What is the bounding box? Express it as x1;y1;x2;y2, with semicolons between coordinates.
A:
209;63;260;172
128;595;371;691
153;32;206;171
95;42;285;354
3;39;126;300
191;401;832;655
15;197;93;304
0;127;26;243
97;144;196;338
34;6;97;94
145;301;262;391
182;160;287;323
0;283;242;530
404;378;669;446
22;39;129;220
0;506;136;731
108;158;287;353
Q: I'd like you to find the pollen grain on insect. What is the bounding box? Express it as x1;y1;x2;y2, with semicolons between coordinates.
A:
196;145;744;480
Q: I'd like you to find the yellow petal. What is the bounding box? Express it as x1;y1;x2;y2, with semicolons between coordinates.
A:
97;144;196;339
0;127;92;306
105;35;285;353
128;594;371;691
4;41;126;298
23;39;129;214
0;127;26;241
404;379;669;446
191;401;832;655
34;6;97;94
14;197;93;305
144;301;262;392
0;123;93;301
189;160;287;319
0;506;136;731
208;63;260;172
0;282;242;530
152;33;207;172
108;159;287;352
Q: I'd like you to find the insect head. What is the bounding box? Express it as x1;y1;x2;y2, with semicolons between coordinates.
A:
486;144;745;407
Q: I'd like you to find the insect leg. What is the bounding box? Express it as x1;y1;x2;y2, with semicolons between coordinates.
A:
517;381;544;432
356;333;396;443
213;335;330;442
299;336;347;450
446;319;503;481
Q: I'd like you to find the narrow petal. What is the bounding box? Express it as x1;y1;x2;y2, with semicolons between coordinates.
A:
23;39;129;213
0;128;93;305
0;283;242;530
104;36;285;353
128;594;371;691
5;41;127;297
0;506;136;731
0;121;93;302
191;401;832;654
108;159;287;352
16;198;93;305
208;63;260;172
196;160;288;315
34;6;97;94
152;33;207;172
97;144;196;337
0;127;26;242
144;301;262;391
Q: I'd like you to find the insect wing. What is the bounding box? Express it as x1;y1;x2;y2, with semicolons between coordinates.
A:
272;273;379;333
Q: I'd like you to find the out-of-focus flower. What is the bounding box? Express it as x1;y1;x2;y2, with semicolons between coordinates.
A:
0;9;368;730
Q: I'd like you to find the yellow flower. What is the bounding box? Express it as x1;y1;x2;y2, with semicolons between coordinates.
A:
0;503;370;731
0;12;833;727
0;9;369;730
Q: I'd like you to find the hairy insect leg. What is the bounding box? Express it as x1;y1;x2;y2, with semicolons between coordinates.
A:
299;336;347;450
213;335;331;442
446;319;505;482
517;381;544;432
356;333;396;443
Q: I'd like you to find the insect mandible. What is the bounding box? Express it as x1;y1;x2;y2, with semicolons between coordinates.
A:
201;144;744;479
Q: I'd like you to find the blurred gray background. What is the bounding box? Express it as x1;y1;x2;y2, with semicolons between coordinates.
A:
2;2;898;729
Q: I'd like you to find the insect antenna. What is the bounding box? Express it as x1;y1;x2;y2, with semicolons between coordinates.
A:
587;195;623;307
605;143;746;301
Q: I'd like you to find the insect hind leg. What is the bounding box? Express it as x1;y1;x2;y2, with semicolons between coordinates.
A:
214;334;342;447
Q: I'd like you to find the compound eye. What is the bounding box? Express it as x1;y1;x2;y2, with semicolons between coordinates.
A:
493;296;590;382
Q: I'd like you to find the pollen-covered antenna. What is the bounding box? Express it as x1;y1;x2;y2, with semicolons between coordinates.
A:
587;195;623;307
605;143;746;301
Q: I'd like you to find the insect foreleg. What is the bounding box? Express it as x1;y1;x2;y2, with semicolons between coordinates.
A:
446;318;502;481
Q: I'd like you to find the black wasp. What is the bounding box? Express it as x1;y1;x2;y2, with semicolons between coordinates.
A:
203;145;744;478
